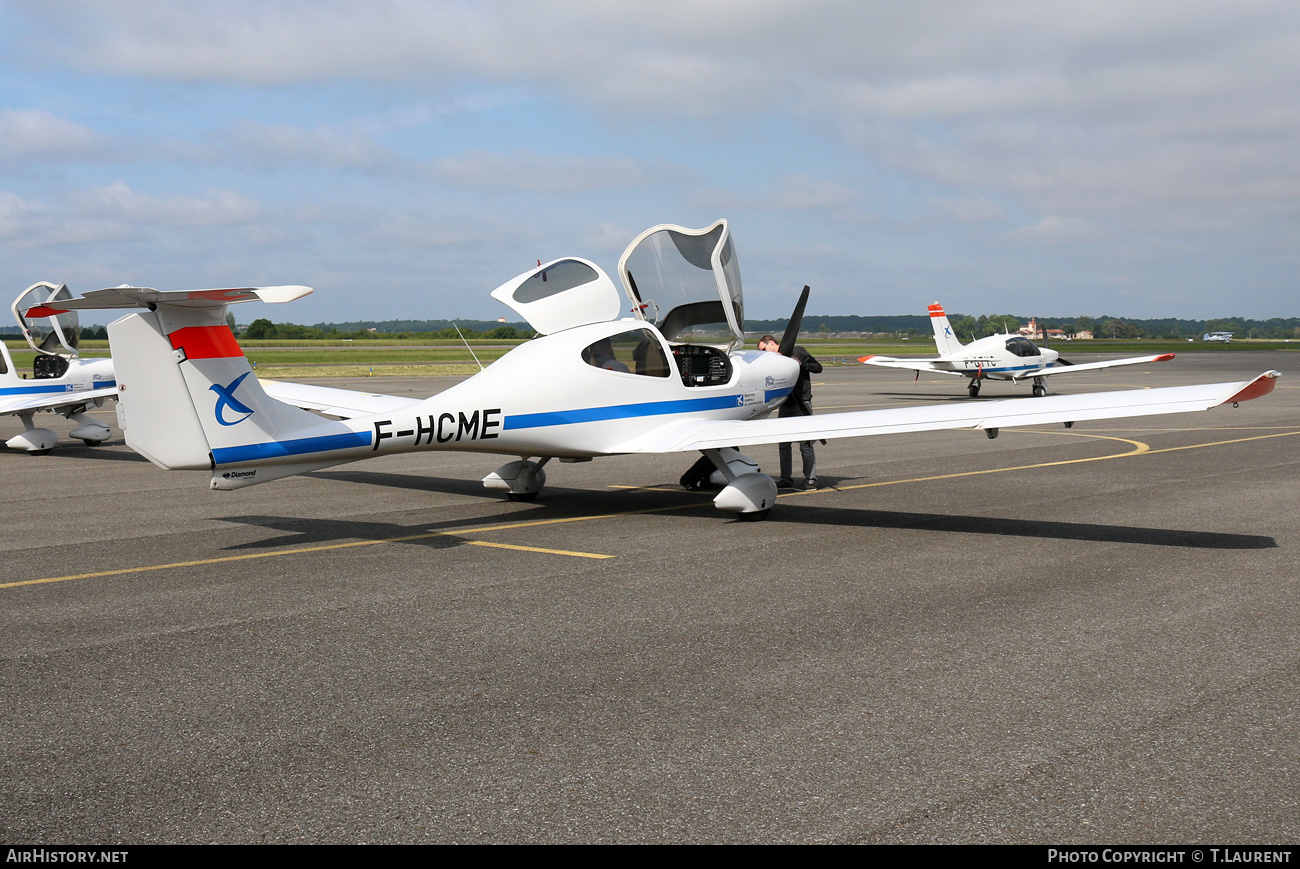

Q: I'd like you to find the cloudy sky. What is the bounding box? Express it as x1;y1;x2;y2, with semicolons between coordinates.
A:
2;0;1298;325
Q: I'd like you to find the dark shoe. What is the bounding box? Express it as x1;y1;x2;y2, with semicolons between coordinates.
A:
776;478;794;489
803;478;818;490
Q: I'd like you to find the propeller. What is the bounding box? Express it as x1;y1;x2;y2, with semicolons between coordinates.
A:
778;285;811;357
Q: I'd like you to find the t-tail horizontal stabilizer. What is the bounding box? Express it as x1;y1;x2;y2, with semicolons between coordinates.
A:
25;285;312;317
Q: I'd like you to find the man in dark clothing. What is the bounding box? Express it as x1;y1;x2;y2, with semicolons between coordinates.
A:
758;334;822;489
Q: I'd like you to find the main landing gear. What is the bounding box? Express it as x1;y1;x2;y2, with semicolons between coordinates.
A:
1032;377;1047;398
967;379;981;398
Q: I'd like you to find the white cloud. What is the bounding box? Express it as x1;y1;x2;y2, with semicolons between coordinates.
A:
0;184;262;251
0;109;105;160
67;183;260;227
1006;215;1095;245
428;149;684;193
933;196;1004;223
688;174;858;214
7;1;1300;318
218;121;401;172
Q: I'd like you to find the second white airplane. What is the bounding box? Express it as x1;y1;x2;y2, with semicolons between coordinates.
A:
860;302;1174;398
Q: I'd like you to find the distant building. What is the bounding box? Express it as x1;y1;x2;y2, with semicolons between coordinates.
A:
1018;318;1090;341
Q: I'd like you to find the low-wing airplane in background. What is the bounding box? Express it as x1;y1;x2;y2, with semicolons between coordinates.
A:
860;302;1175;398
28;221;1279;520
2;282;117;453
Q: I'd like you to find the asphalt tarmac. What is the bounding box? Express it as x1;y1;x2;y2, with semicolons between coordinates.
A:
2;351;1297;844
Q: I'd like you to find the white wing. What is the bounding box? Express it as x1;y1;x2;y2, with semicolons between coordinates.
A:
0;387;120;416
858;354;953;374
260;379;422;419
615;372;1279;454
1015;353;1175;380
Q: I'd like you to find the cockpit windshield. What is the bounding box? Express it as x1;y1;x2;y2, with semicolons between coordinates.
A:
13;282;80;357
617;219;744;347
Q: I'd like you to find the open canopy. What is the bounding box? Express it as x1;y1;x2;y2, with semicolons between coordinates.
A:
13;282;80;357
618;219;743;346
490;220;744;344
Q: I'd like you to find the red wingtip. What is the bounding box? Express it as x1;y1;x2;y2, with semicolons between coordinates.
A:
24;305;69;318
859;355;875;363
1224;371;1280;405
1155;353;1175;362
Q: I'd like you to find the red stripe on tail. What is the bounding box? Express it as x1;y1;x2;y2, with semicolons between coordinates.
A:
169;325;243;359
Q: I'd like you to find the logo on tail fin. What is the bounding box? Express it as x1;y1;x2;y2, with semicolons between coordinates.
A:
210;372;255;426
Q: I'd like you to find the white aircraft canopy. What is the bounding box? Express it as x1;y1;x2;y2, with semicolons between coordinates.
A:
489;257;625;335
618;219;744;346
489;220;744;343
12;282;80;357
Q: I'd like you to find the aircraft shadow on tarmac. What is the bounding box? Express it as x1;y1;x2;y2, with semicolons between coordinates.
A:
307;468;494;497
769;500;1277;549
218;471;1275;552
216;485;698;551
0;440;152;463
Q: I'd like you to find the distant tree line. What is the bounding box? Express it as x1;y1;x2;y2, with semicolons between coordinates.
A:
238;318;533;341
747;314;1300;340
6;313;1298;343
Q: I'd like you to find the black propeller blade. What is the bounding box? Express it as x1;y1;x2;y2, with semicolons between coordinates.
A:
778;285;811;357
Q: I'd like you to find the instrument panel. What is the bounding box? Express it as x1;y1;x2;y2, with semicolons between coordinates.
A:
672;344;732;386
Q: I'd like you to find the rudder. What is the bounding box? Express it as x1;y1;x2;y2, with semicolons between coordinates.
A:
927;302;964;357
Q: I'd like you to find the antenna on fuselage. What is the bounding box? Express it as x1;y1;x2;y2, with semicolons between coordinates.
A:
453;322;484;372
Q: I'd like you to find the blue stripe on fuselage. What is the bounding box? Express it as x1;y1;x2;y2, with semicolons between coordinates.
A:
506;393;760;430
972;364;1044;374
211;431;373;465
0;379;117;396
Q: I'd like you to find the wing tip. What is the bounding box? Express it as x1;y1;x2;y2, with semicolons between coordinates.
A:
1223;370;1281;405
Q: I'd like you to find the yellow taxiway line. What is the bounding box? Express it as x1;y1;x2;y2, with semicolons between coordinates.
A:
8;427;1298;590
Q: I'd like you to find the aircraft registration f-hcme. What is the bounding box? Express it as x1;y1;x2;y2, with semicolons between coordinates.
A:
860;302;1176;398
28;220;1280;520
2;282;118;453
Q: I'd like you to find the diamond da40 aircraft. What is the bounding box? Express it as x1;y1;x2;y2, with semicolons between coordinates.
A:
28;220;1279;520
860;302;1175;398
2;282;117;453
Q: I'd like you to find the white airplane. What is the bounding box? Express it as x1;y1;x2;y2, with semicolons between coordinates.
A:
27;220;1279;520
2;282;117;453
860;302;1175;398
1204;331;1233;343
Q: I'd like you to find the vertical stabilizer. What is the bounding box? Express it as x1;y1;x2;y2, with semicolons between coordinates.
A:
109;303;361;478
109;310;214;469
927;302;964;357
